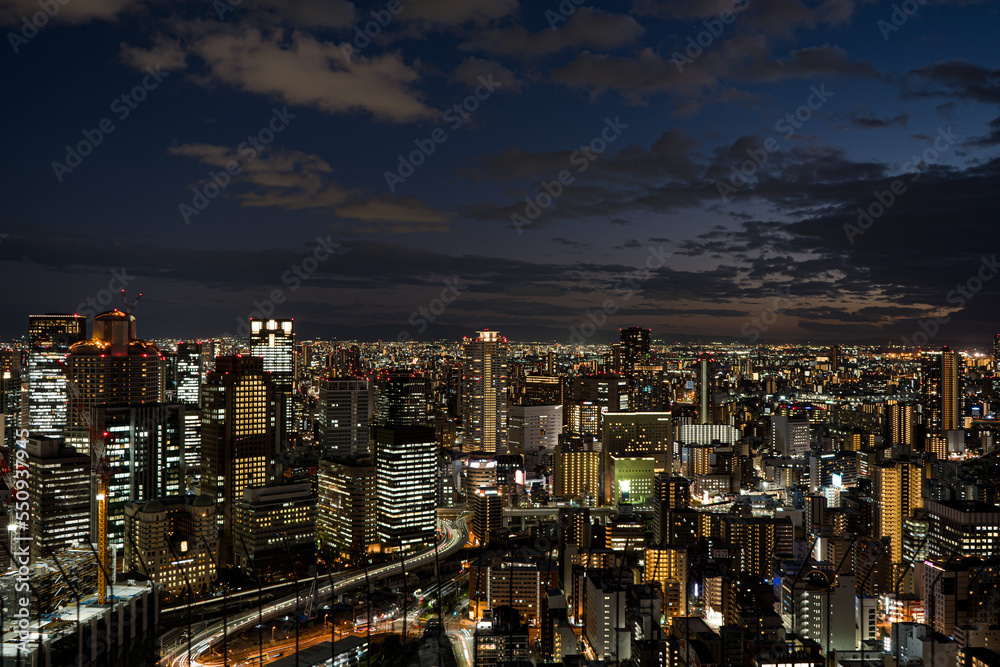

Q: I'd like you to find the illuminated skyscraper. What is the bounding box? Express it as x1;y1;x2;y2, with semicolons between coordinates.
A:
26;436;91;561
375;369;427;426
921;347;959;440
696;354;714;424
317;457;376;557
27;313;86;436
250;318;295;435
874;459;924;566
95;403;187;549
201;355;278;559
375;425;436;553
620;327;651;411
462;330;508;453
176;341;203;469
63;310;163;444
888;402;916;447
0;349;22;449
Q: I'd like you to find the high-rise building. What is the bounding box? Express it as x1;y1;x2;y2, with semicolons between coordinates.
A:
474;606;530;667
993;334;1000;368
921;347;960;440
620;327;651;412
645;545;687;620
124;495;217;596
888;402;916;447
0;349;22;449
317;377;372;458
175;341;204;470
602;411;673;489
696;354;715;424
780;570;856;653
374;425;436;553
95;403;187;549
317;457;377;558
374;370;427;426
873;459;924;565
572;374;628;413
471;486;503;546
201;355;279;558
926;499;1000;559
250;318;295;435
233;483;316;580
770;414;811;457
63;310;162;442
26;436;91;561
462;331;508;453
553;435;600;502
27;314;86;436
507;404;562;459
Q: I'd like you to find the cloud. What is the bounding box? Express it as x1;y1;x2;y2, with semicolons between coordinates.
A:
403;0;520;26
461;8;644;58
334;194;450;230
452;57;522;93
848;113;910;129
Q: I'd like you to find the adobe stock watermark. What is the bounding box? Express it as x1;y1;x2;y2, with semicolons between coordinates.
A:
384;75;502;192
339;0;415;61
843;126;959;244
878;0;927;41
178;106;296;224
12;428;31;655
716;84;832;200
513;116;628;234
672;0;750;72
740;286;793;343
51;66;170;182
567;243;668;344
901;255;999;348
226;235;340;338
75;268;135;318
7;0;71;53
397;277;467;342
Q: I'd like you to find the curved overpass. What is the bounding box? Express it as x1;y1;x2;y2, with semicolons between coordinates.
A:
162;516;469;667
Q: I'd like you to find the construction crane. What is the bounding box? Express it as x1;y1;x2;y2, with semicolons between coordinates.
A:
58;364;112;606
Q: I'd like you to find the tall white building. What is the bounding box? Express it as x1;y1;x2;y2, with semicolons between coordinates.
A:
27;314;86;436
507;404;562;462
318;377;372;458
250;318;295;433
770;414;810;457
375;425;437;553
462;331;508;453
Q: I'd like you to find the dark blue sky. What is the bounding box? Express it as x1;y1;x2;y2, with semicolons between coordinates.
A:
2;0;999;346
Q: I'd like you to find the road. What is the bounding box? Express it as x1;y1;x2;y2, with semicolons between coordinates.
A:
162;516;469;667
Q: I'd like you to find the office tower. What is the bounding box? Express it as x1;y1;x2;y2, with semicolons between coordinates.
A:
888;402;916;447
553;435;600;502
507;404;562;459
0;349;21;449
317;377;372;458
924;558;1000;637
471;486;503;546
175;341;203;469
374;425;436;553
631;364;666;412
250;318;295;435
63;310;162;442
201;355;279;558
608;455;655;504
374;369;427;426
317;457;377;557
233;483;316;579
723;515;793;579
654;474;691;509
567;401;602;436
696;354;715;424
26;436;91;561
873;460;924;566
124;495;217;596
830;345;841;372
462;330;508;453
27;314;86;436
463;454;498;496
620;327;651;411
770;414;810;457
645;545;687;619
94;403;187;549
921;347;960;439
926;499;1000;559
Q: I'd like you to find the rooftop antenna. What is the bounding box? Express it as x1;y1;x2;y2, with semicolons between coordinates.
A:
121;290;144;315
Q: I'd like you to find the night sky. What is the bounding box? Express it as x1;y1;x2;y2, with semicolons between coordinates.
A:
2;0;999;345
